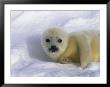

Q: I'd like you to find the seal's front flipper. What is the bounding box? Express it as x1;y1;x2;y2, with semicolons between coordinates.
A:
57;57;72;64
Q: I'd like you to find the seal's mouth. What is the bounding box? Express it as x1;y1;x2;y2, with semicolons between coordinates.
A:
49;45;59;53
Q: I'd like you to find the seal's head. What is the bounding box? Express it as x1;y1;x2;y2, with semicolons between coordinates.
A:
41;27;69;61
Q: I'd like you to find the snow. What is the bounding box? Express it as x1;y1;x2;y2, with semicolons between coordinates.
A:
11;11;100;77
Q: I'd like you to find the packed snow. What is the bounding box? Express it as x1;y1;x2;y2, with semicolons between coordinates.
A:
11;11;100;77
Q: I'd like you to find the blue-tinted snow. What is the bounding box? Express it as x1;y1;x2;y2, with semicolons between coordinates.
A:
11;11;100;77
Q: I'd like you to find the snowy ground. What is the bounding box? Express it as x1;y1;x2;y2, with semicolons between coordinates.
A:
11;11;100;77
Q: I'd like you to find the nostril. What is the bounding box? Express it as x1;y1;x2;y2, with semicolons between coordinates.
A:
49;45;58;52
51;46;56;49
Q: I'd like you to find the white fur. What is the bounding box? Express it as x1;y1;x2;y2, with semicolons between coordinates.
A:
41;27;69;61
41;27;100;68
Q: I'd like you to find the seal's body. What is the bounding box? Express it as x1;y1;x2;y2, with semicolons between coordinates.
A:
41;27;100;68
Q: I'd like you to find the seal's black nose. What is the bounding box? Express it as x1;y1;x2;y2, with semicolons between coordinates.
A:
51;45;56;49
49;45;58;52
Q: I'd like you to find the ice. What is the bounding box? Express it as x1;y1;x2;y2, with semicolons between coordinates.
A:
11;11;100;77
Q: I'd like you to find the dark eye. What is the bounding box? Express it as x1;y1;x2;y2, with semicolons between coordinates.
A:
58;39;62;43
46;38;50;42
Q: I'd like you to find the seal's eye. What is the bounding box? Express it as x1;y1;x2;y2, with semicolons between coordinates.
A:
46;38;50;42
58;39;62;43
